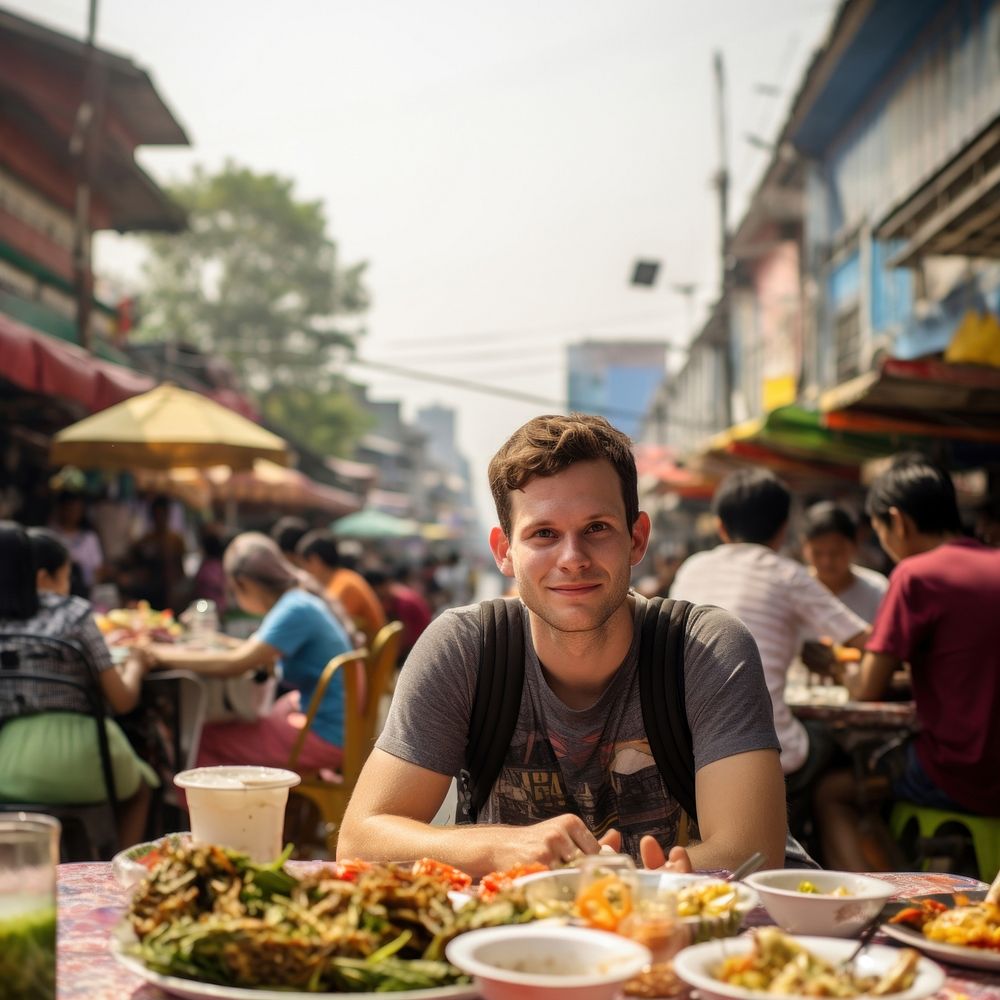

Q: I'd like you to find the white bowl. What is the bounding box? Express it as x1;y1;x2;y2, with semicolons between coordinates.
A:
515;868;757;941
743;869;893;937
674;933;944;1000
445;925;651;1000
111;832;190;889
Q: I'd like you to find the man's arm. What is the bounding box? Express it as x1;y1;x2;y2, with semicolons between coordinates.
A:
835;650;899;701
689;748;786;870
338;748;607;877
635;750;786;872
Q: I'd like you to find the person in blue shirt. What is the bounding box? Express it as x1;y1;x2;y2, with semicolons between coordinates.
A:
146;532;353;772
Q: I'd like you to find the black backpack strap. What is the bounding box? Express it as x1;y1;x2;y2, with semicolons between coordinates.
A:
640;597;820;868
461;598;525;822
639;596;697;821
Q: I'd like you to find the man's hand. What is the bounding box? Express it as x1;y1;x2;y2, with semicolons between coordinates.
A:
639;836;693;872
500;814;603;868
801;639;836;675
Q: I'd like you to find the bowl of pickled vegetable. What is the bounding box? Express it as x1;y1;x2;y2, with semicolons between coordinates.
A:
744;870;892;938
112;832;190;889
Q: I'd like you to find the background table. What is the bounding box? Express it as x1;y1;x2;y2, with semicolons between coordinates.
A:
59;863;999;1000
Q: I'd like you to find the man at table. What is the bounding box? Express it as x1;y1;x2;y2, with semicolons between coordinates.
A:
814;454;1000;869
669;469;869;831
800;502;888;623
338;413;787;877
297;530;386;646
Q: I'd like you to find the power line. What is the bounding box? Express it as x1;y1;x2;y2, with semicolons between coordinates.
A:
349;356;718;431
370;310;675;350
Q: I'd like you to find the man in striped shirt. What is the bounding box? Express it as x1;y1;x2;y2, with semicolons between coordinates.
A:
670;469;869;801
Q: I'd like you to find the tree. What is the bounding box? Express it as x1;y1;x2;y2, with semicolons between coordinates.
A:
137;162;371;455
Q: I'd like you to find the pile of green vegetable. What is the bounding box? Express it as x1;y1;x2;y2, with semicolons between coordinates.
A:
127;843;534;992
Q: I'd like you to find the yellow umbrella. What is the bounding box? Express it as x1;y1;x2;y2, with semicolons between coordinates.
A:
50;384;289;471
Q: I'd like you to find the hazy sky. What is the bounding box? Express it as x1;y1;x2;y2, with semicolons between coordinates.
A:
18;0;836;525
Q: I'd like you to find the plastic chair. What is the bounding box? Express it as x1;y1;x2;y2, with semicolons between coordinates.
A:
0;633;120;861
287;621;405;854
285;647;368;854
890;801;1000;882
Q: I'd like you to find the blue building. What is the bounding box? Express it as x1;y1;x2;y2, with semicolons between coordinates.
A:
789;0;1000;396
566;340;667;440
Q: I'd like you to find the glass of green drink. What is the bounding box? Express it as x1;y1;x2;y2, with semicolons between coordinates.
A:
0;813;59;1000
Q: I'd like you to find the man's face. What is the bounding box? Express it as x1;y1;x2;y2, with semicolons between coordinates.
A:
489;459;649;635
802;531;855;589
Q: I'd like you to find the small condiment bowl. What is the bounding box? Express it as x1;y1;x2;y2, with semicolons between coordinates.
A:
744;869;893;938
445;924;651;1000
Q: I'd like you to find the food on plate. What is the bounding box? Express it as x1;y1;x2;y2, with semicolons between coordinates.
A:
890;895;1000;951
478;863;548;901
624;961;684;998
575;872;635;931
126;841;535;992
95;601;182;645
128;833;191;872
715;927;920;996
797;880;852;897
677;880;742;916
832;644;862;663
411;857;473;892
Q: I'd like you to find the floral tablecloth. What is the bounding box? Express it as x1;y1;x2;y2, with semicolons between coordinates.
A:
58;863;999;1000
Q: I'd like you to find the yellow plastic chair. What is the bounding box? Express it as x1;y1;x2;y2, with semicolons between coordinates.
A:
287;622;404;854
890;801;1000;882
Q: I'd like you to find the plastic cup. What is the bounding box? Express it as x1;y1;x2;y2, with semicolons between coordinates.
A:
174;766;300;862
0;812;60;1000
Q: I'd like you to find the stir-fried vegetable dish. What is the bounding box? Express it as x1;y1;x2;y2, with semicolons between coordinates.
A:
716;927;919;996
890;895;1000;952
126;842;535;992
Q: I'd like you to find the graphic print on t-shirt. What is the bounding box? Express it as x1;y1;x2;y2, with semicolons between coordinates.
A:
489;727;684;859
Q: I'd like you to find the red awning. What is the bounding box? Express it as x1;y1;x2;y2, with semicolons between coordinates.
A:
0;312;153;413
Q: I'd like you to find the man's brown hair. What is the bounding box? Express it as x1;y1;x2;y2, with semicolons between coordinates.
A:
488;413;639;537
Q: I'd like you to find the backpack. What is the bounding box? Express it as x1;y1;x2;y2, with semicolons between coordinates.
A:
459;595;816;868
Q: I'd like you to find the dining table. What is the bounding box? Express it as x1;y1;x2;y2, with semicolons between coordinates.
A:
58;861;999;1000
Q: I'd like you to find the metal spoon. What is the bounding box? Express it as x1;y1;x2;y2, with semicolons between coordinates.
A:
726;851;766;883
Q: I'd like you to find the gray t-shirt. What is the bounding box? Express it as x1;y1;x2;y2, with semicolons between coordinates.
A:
376;595;780;861
835;565;889;623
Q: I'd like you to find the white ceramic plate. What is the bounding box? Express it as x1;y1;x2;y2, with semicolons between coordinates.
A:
881;920;1000;972
673;934;945;1000
110;925;478;1000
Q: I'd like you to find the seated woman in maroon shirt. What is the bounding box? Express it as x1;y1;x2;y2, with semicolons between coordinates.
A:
813;454;1000;870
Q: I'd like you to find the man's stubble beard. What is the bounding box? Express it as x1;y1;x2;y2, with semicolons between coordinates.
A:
519;582;630;638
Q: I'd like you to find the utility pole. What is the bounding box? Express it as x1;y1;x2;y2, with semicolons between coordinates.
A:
712;50;734;427
71;0;104;352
